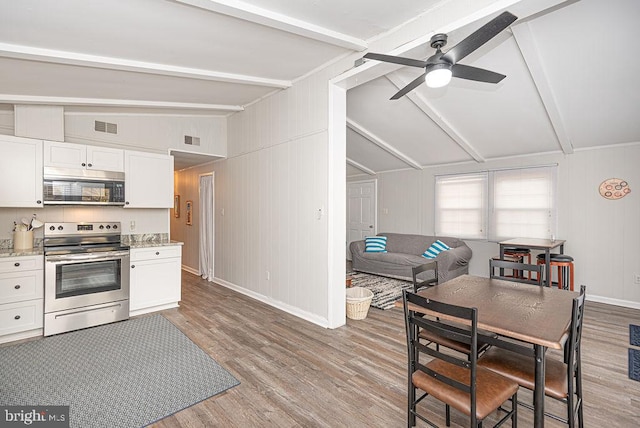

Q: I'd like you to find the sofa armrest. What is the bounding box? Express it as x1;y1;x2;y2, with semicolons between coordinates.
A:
349;240;366;258
436;244;472;272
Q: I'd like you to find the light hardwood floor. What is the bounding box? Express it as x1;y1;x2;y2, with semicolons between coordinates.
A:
155;272;640;427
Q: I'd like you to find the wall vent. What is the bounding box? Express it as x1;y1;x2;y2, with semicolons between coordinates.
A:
95;120;118;134
184;135;200;146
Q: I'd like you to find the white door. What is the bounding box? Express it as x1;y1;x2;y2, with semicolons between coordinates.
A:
346;180;376;260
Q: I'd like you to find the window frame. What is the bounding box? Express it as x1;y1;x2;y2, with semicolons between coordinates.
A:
434;165;558;242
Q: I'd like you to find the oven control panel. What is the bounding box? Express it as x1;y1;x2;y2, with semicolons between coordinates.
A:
44;222;121;237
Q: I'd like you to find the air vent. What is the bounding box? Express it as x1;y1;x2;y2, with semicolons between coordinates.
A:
95;120;118;134
184;135;200;146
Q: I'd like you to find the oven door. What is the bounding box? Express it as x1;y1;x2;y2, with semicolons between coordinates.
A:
44;250;130;313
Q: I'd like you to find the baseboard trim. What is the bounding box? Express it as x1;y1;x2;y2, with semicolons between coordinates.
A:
212;277;331;328
181;265;199;276
587;295;640;310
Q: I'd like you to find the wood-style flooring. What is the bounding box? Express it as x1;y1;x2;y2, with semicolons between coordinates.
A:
155;272;640;427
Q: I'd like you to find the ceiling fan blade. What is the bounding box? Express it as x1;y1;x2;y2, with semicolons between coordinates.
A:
364;53;427;68
451;64;505;83
442;11;517;64
390;73;427;100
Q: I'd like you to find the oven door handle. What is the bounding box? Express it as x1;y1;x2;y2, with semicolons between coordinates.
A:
45;251;130;262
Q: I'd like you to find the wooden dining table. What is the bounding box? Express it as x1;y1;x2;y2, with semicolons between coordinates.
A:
408;274;579;428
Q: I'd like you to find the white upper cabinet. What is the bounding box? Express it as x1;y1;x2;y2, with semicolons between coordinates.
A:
44;141;124;172
124;150;173;208
0;136;43;208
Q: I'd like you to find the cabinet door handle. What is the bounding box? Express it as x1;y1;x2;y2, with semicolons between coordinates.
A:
37;200;42;204
14;315;21;320
14;284;21;289
81;162;86;167
88;163;93;167
125;201;130;205
131;265;135;269
14;262;20;267
155;252;160;255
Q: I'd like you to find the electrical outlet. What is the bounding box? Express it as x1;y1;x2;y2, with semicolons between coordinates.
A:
635;274;640;285
130;220;136;232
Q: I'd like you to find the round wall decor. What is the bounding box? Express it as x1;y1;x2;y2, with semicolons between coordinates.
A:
599;178;631;200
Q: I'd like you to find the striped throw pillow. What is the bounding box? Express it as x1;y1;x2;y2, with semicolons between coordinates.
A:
365;236;388;253
422;240;451;259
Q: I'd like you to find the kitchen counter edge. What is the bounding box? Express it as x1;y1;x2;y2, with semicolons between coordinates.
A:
127;240;184;249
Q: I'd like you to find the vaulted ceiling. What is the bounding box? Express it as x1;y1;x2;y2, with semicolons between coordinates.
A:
0;0;638;173
347;0;640;176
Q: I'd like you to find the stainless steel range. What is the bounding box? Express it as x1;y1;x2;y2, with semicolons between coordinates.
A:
43;222;130;336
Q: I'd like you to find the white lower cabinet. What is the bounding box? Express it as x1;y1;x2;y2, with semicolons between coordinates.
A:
0;255;44;343
129;245;182;316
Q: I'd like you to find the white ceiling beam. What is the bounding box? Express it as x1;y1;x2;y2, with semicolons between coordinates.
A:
0;94;244;112
346;157;376;176
385;74;485;163
346;118;422;170
175;0;367;51
0;42;291;89
511;23;573;154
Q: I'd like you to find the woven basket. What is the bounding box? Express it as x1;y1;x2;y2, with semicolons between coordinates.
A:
346;287;374;320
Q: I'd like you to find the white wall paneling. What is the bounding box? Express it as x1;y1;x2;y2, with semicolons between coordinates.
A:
14;105;64;142
0;109;15;136
65;113;227;156
185;69;335;327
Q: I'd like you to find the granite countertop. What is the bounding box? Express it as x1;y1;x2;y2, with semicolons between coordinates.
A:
0;247;44;258
0;234;183;257
127;240;184;249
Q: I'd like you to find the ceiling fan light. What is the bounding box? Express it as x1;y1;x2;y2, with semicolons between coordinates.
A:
425;66;452;88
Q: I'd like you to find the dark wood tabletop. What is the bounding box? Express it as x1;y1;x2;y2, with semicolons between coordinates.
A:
412;274;579;349
499;237;566;250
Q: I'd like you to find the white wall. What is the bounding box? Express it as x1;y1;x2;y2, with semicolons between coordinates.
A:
179;69;343;328
350;143;640;308
64;113;226;156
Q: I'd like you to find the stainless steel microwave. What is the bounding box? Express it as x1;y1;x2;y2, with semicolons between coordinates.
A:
43;167;125;206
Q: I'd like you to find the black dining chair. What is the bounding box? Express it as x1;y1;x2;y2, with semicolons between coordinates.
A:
412;263;492;358
489;258;543;286
412;261;438;292
402;290;519;427
478;285;586;427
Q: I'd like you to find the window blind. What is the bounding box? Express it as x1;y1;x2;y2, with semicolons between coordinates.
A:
434;165;557;241
435;173;487;240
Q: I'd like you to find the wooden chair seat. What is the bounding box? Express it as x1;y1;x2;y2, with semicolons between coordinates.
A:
478;347;568;399
413;359;519;420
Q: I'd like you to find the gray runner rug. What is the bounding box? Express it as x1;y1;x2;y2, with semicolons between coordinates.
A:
0;315;239;428
350;272;412;310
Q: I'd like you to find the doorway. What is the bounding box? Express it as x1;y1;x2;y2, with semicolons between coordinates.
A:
346;180;377;260
199;173;214;280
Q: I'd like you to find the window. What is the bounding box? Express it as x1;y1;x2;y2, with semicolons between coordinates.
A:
435;166;557;241
435;173;487;240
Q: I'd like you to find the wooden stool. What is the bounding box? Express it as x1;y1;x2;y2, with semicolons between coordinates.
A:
503;246;532;279
536;253;574;291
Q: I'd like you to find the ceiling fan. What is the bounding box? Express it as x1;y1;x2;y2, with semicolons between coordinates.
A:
363;11;518;100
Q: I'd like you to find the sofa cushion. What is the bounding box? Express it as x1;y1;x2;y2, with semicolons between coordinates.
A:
422;240;451;259
365;236;388;253
361;251;426;266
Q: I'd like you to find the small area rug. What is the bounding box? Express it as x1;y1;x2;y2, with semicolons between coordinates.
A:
350;272;412;310
0;315;239;428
